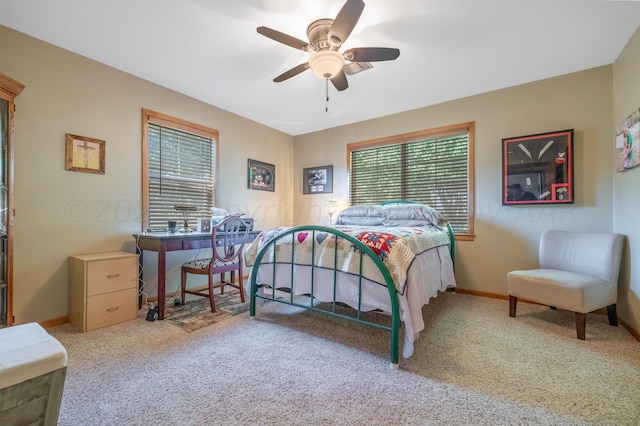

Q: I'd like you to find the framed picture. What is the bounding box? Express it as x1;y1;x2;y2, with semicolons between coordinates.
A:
248;159;275;192
502;129;574;205
616;108;640;172
303;165;333;194
65;134;105;174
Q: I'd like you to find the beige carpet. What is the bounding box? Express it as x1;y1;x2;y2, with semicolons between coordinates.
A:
47;292;640;425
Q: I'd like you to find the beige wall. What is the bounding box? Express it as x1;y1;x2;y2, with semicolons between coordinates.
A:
294;66;628;317
613;26;640;334
2;23;638;336
1;26;294;324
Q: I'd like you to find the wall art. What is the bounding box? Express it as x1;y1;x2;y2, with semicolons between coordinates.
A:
502;129;573;205
248;159;275;192
65;134;105;174
303;165;333;194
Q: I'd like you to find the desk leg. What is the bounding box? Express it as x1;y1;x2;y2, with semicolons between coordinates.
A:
137;246;144;309
157;242;167;320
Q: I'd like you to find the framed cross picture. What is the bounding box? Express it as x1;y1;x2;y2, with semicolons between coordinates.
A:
65;134;105;174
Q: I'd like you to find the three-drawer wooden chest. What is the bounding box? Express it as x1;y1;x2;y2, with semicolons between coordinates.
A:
68;251;138;332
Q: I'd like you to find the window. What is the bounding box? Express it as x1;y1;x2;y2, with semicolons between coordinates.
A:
142;109;218;229
348;122;474;238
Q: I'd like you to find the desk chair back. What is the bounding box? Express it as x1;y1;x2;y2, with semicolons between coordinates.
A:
180;216;251;313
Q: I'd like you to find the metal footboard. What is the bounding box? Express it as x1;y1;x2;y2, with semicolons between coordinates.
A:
248;223;455;368
248;225;402;367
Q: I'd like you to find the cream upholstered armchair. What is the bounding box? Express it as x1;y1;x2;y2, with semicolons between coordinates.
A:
508;230;624;340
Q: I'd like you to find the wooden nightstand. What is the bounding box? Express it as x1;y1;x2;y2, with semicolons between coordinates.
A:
68;251;138;332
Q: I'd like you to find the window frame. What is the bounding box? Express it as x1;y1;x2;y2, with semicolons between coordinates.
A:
141;109;219;230
347;122;475;241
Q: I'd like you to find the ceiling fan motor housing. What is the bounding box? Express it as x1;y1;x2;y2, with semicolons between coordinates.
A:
307;19;335;51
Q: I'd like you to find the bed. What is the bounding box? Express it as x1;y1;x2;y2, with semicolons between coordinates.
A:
245;200;456;368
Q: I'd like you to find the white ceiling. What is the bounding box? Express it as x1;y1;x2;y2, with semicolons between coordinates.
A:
1;0;639;136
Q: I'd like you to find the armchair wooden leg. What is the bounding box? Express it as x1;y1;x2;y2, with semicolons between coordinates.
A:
575;312;586;340
509;295;517;317
607;304;618;327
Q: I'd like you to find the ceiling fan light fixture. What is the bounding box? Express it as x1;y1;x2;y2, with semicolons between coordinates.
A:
309;50;344;79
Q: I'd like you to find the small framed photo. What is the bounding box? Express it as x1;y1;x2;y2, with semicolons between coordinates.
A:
65;134;105;174
197;218;212;232
303;165;333;194
248;159;275;192
502;129;574;205
616;108;639;172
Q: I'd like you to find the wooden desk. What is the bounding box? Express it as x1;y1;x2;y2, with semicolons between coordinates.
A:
134;230;260;320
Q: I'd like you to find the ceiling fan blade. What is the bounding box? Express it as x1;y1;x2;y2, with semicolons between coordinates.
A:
257;26;311;51
273;63;310;82
330;69;349;91
328;0;365;47
344;47;400;62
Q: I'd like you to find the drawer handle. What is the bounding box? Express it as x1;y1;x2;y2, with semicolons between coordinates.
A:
106;306;121;313
106;273;120;279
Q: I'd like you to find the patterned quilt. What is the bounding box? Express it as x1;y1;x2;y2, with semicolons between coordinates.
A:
244;225;451;294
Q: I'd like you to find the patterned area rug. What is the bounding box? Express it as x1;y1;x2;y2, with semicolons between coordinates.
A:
163;290;249;332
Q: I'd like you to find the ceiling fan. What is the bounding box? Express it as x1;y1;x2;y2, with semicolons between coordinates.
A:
257;0;400;93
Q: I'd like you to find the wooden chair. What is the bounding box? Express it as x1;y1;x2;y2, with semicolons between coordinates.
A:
180;216;250;313
508;230;624;339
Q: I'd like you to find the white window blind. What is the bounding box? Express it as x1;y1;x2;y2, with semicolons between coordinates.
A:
147;123;216;229
349;130;471;234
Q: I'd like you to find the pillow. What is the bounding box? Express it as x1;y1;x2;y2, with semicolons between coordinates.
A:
336;216;385;226
336;205;384;218
381;204;446;227
335;203;447;227
383;219;444;227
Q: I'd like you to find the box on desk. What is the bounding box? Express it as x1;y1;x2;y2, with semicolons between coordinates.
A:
197;217;254;232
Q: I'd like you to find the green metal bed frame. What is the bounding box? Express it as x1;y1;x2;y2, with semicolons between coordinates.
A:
248;201;455;368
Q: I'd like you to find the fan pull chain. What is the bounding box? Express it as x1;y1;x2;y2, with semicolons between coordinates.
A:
325;79;329;112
